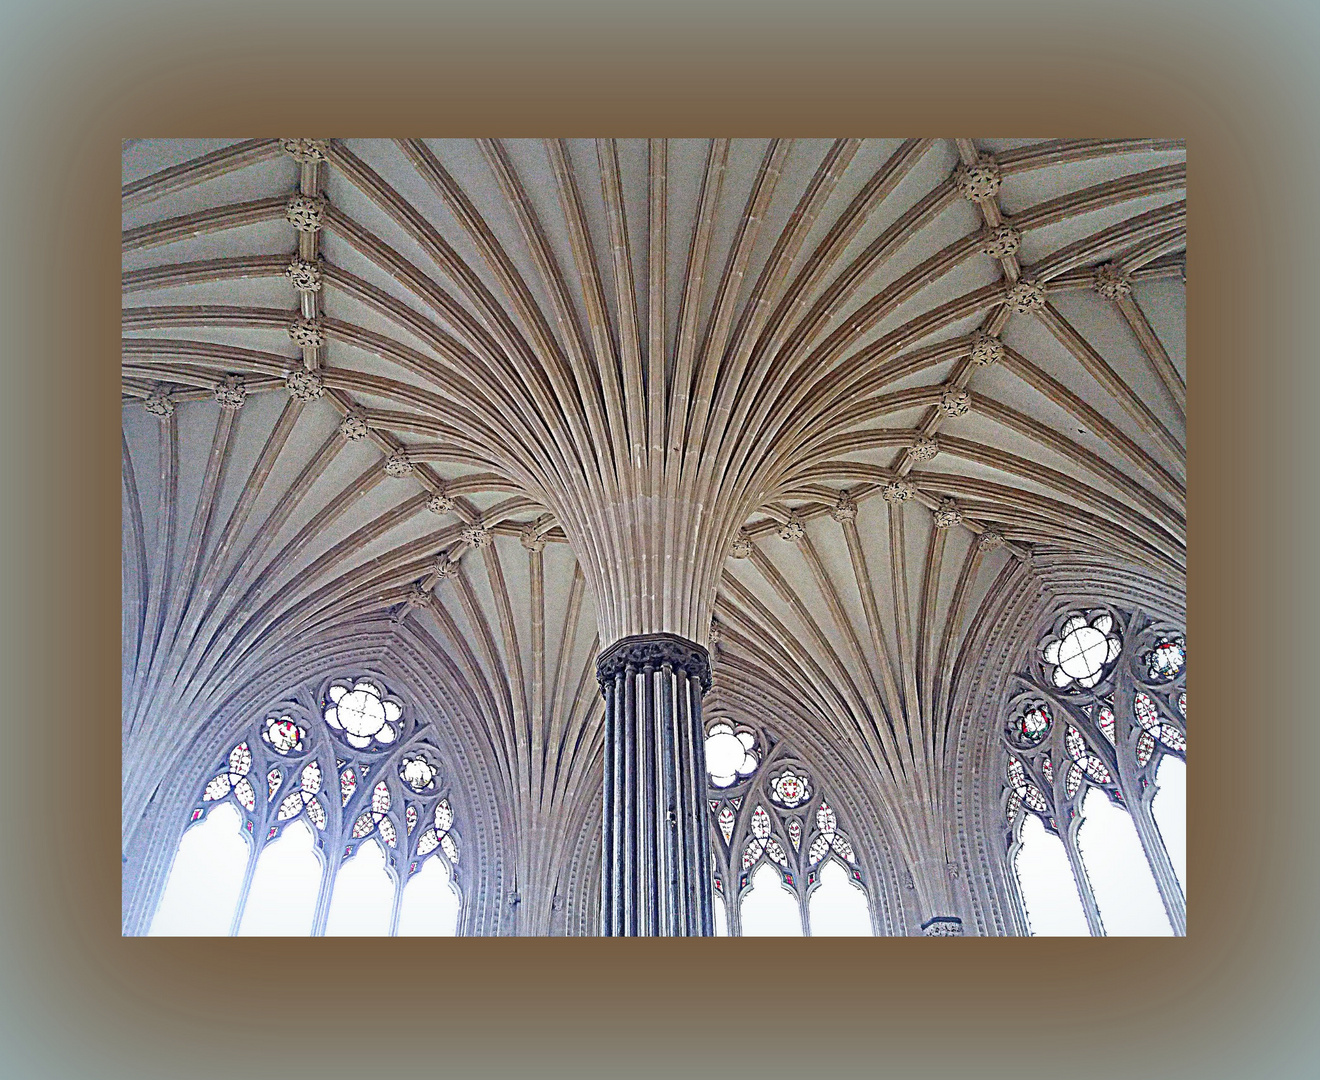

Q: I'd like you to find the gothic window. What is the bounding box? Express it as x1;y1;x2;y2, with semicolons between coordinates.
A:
151;675;465;936
1002;608;1187;936
704;721;759;787
707;722;874;935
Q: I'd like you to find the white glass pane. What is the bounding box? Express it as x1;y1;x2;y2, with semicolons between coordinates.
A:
237;821;321;936
1078;788;1173;935
396;857;461;936
808;860;872;935
323;841;395;936
1013;813;1089;935
1152;756;1186;894
714;894;729;937
149;803;249;935
739;863;803;936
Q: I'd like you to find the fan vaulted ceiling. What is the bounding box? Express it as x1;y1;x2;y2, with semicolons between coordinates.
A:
121;138;1185;930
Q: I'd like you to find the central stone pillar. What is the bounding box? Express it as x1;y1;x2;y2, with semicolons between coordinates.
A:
597;633;714;936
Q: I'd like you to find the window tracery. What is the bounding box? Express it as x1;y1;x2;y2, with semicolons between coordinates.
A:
154;673;465;936
707;722;872;935
1001;607;1187;936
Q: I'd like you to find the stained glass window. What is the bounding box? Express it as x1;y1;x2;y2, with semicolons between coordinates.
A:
237;819;320;936
340;766;357;806
769;770;811;807
1134;692;1187;753
1145;637;1186;680
808;859;872;936
350;781;397;847
266;767;282;802
415;799;459;864
399;753;438;792
202;742;256;811
1018;705;1052;746
1042;613;1121;689
1064;726;1112;785
275;760;327;829
705;722;758;787
788;818;802;851
261;715;305;754
807;801;858;866
323;679;403;750
717;804;735;845
1041;754;1054;785
1007;756;1048;813
740;862;803;936
741;805;789;869
1097;705;1116;743
149;802;249;935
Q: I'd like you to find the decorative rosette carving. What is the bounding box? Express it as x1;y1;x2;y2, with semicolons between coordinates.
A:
729;536;753;559
280;138;329;163
953;155;1001;200
882;477;916;504
285;368;324;401
939;387;971;417
829;490;859;522
461;524;492;548
340;413;369;440
777;516;805;542
978;529;1006;551
285;257;323;292
383;450;414;478
432;555;459;579
213;376;246;410
969;328;1004;366
143;386;174;418
426;490;454;515
288;318;325;348
932;497;963;529
1005;278;1047;314
921;915;964;936
980;224;1021;258
285;194;327;232
1092;262;1133;300
909;436;940;461
403;583;431;609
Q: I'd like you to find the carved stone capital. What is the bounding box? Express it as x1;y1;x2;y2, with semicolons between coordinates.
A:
1093;262;1133;300
403;583;431;609
729;536;753;559
426;490;454;515
285;257;323;293
978;529;1006;551
285;368;324;401
933;497;963;529
980;224;1021;258
921;915;964;936
213;376;246;410
288;318;325;348
939;387;971;417
340;413;369;441
384;450;414;478
143;386;174;418
285;194;327;232
432;555;459;579
909;436;940;461
596;633;712;693
828;490;858;523
519;526;546;553
969;328;1004;366
280;138;329;163
461;524;492;548
1005;278;1047;314
777;516;805;542
953;155;1001;201
882;477;916;504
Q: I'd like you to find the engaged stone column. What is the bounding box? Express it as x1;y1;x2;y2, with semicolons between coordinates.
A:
921;915;964;936
597;633;714;936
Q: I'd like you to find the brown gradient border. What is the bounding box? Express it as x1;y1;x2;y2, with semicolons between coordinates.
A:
4;1;1316;1077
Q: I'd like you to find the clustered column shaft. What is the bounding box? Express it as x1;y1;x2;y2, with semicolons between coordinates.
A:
598;634;714;936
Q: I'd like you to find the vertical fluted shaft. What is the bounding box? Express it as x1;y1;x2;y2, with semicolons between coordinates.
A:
597;634;713;936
